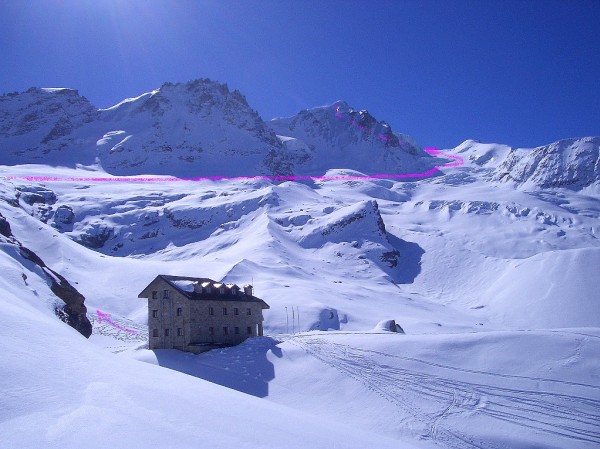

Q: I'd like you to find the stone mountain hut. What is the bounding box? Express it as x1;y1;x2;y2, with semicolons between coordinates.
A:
138;275;270;354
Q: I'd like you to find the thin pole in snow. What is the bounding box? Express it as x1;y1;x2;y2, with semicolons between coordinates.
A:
297;306;300;332
292;306;295;334
285;306;289;334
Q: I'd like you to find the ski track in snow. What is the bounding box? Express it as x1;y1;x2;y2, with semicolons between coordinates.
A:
288;335;600;449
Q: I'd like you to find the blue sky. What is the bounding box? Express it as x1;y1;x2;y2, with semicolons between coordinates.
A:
1;0;598;149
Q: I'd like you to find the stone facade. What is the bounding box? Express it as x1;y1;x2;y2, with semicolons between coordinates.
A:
138;275;269;354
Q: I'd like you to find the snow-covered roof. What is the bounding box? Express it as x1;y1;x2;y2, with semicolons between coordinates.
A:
138;275;268;308
171;280;195;293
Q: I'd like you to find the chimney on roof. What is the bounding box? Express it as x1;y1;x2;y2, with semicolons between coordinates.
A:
243;284;253;296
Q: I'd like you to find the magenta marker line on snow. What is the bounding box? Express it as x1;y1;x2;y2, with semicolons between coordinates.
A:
3;149;463;183
97;310;137;334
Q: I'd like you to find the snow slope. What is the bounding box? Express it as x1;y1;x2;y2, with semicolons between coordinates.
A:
2;158;599;448
143;330;600;449
2;155;598;334
0;282;407;449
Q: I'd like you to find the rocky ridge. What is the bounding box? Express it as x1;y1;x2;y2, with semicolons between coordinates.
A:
0;79;428;178
0;211;91;337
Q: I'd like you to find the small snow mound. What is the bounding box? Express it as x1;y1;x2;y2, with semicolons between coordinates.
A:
374;319;405;334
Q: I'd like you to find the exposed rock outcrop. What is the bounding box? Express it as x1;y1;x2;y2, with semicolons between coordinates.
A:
374;319;405;334
493;137;600;189
0;212;92;337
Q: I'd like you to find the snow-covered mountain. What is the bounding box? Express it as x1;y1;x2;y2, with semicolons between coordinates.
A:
97;80;286;176
1;79;599;449
3;80;597;187
267;101;436;176
494;136;600;189
454;137;600;189
0;80;434;177
0;87;98;165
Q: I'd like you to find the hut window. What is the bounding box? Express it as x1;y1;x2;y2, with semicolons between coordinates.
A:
164;328;170;337
209;326;214;335
177;328;183;336
247;308;252;316
176;307;182;316
234;307;239;315
151;291;157;299
223;327;228;335
152;310;158;318
209;306;214;316
223;307;228;315
152;329;158;337
163;290;170;299
235;327;240;335
247;326;252;335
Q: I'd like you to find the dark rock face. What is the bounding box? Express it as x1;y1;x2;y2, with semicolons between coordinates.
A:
77;222;114;249
381;250;400;268
0;212;92;338
53;205;75;225
0;214;12;238
16;186;57;205
18;245;92;338
376;319;405;334
51;283;92;338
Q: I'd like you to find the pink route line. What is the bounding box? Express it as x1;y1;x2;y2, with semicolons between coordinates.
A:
3;148;463;183
96;310;137;334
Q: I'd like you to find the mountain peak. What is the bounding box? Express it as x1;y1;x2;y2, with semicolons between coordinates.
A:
0;79;439;178
267;101;430;176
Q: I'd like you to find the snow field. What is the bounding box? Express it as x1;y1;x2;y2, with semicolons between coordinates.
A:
0;281;409;449
1;153;599;449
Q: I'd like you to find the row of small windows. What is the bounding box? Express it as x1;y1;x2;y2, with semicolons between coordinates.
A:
152;326;252;337
154;328;185;337
209;307;251;316
151;290;170;299
153;308;183;318
152;307;251;317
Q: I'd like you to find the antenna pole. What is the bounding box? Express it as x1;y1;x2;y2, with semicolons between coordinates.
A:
285;306;289;334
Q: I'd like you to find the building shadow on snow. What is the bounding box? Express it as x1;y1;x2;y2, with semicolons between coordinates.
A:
386;234;425;284
153;337;281;398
